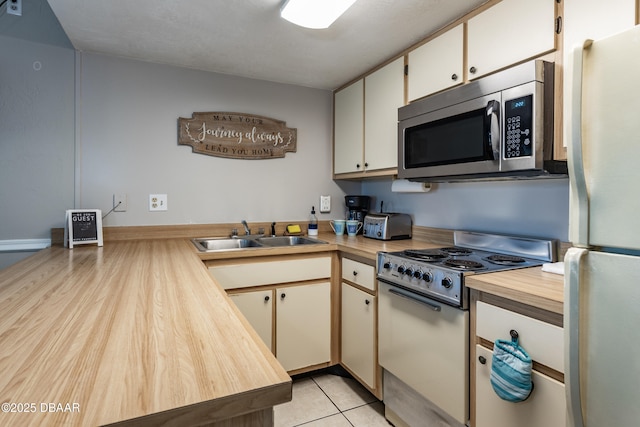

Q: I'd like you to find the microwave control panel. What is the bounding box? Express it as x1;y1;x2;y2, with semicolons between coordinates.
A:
504;94;533;158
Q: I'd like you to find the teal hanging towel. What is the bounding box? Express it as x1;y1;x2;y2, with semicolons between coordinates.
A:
490;330;533;402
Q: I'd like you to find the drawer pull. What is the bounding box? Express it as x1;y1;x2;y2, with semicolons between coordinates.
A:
264;296;270;302
353;270;358;276
365;299;370;305
510;329;519;340
280;293;286;299
478;355;487;365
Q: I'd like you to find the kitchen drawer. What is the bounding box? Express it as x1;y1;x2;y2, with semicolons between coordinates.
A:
475;345;566;427
342;258;375;292
209;256;331;290
476;301;563;373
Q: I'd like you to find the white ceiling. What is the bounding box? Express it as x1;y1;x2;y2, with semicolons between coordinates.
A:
46;0;487;90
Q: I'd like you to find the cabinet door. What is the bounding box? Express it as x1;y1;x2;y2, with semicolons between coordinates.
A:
364;57;405;171
341;283;375;388
475;345;565;427
229;290;273;351
334;80;364;174
276;282;331;372
408;24;464;101
467;0;555;79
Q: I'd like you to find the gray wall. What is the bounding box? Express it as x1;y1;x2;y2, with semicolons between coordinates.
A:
0;36;75;268
75;53;357;226
362;178;569;241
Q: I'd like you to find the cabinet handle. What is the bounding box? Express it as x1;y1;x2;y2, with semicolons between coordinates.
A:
264;295;270;302
280;293;286;299
451;73;458;81
469;66;477;74
510;329;519;340
364;162;368;168
555;16;563;34
353;270;358;276
356;163;361;169
365;299;370;305
478;355;487;365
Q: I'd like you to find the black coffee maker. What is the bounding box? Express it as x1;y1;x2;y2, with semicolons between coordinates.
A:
345;195;370;227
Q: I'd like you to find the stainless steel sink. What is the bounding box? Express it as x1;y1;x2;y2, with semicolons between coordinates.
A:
192;237;264;252
192;235;326;252
257;236;327;246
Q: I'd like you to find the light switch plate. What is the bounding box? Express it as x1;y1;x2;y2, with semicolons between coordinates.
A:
320;195;331;213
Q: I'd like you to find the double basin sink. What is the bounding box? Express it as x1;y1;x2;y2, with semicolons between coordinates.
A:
193;235;327;252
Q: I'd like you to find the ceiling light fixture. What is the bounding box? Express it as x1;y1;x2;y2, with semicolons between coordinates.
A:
280;0;358;29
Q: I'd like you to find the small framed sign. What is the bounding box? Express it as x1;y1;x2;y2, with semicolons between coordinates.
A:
64;209;104;248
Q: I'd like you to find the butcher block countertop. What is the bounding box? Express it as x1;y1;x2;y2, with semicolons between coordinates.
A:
465;266;565;314
1;225;565;425
0;239;290;427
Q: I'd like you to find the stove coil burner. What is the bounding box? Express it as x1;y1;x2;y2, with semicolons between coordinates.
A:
403;249;448;262
443;259;485;270
440;247;474;256
485;254;526;265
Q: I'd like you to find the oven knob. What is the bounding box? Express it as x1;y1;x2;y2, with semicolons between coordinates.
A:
397;265;406;274
404;268;414;276
383;261;392;270
413;270;422;279
421;272;433;282
442;277;453;289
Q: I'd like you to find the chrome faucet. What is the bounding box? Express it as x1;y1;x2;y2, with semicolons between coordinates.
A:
241;220;251;235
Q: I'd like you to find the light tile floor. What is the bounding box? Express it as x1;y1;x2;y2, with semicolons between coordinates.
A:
274;372;391;427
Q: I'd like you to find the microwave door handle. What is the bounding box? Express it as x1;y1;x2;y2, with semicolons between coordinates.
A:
485;100;501;160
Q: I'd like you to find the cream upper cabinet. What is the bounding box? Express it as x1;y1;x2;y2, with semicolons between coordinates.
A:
363;57;405;171
467;0;556;80
334;79;364;174
277;282;331;372
334;57;404;176
408;24;464;101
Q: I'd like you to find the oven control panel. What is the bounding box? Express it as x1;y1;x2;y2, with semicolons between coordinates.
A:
377;252;465;309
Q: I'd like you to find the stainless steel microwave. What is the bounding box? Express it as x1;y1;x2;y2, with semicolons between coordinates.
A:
398;60;566;182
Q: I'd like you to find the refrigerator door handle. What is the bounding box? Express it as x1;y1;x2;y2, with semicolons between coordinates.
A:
567;40;593;247
565;248;587;427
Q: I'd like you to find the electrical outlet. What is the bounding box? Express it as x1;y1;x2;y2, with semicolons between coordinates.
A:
149;194;167;211
113;193;127;212
320;195;331;213
7;0;22;16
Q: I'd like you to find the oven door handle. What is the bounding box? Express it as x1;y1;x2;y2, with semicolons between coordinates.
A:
388;288;442;312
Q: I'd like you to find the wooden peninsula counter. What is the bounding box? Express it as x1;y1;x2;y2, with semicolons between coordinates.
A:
0;239;291;426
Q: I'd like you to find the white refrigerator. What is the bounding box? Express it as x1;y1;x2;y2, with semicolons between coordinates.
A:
564;25;640;427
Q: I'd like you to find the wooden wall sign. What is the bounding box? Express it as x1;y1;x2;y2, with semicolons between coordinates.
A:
178;112;297;159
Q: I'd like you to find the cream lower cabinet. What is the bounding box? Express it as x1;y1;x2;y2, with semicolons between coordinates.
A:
341;283;375;388
473;298;565;427
340;257;380;397
277;282;331;372
228;290;273;351
475;345;565;427
209;255;332;374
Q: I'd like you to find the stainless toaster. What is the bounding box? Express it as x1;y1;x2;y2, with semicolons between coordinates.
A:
363;213;412;240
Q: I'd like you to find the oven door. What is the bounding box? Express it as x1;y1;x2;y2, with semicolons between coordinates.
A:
398;92;502;180
378;281;469;424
